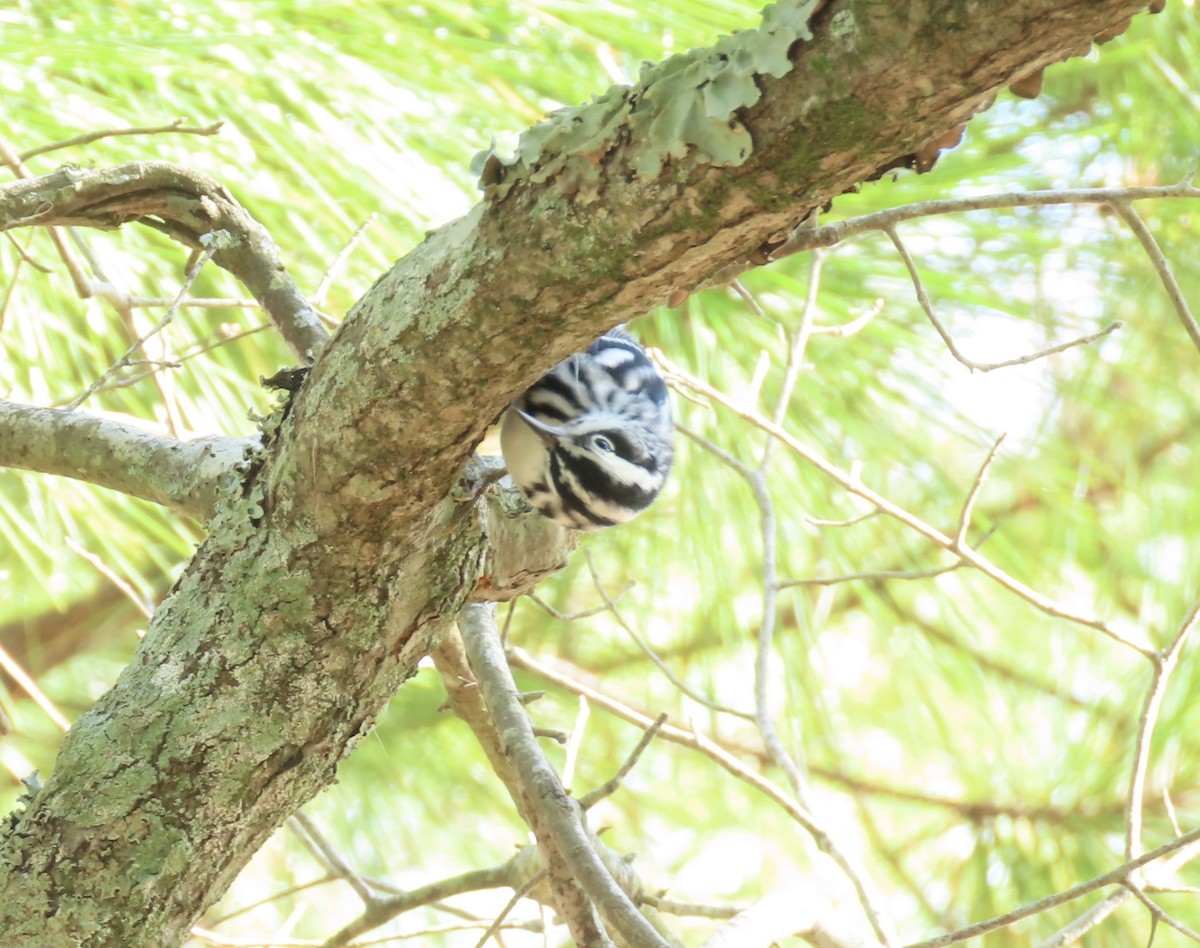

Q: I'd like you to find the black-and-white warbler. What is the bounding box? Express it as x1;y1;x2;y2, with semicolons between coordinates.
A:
500;328;674;530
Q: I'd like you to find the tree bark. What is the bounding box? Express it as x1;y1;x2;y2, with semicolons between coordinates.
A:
0;0;1157;944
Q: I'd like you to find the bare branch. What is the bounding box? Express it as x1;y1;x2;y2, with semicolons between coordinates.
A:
1122;881;1200;943
772;181;1200;260
810;298;884;338
0;161;330;361
52;323;272;407
1037;888;1132;948
885;225;1121;372
905;826;1200;948
472;868;549;948
205;876;339;927
17;119;224;162
507;647;1114;824
432;629;621;946
0;397;255;520
458;602;667;948
321;855;524;948
778;562;963;588
311;213;377;310
528;581;634;620
762;248;824;464
64;537;154;619
730;279;770;321
659;354;1159;660
643;896;743;920
1111;200;1200;353
288;812;373;906
66;246;216;410
0;644;71;731
579;713;667;810
561;695;591;793
583;549;753;720
3;229;51;272
805;510;879;528
956;434;1006;548
1126;596;1200;860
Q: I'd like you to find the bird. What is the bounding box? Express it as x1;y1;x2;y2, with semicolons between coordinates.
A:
500;327;674;530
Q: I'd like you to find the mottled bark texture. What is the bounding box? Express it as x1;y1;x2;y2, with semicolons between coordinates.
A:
0;1;1156;944
0;399;254;521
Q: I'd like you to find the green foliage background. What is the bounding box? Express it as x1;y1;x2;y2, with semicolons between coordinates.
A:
1;1;1199;945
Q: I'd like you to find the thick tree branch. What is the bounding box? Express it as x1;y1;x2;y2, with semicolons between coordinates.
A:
0;1;1160;944
0;162;329;362
0;397;255;520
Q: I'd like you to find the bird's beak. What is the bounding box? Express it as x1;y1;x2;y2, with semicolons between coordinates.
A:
514;408;564;446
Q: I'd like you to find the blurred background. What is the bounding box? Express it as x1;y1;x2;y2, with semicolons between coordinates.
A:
2;1;1199;944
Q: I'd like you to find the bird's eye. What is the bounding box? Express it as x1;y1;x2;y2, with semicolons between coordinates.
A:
591;434;614;453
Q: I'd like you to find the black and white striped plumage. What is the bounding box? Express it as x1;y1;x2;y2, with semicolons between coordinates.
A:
500;328;673;530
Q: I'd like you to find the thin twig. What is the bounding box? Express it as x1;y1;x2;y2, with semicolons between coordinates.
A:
17;120;224;162
2;160;331;360
641;896;744;920
205;875;338;926
321;856;522;948
312;213;377;310
805;509;879;528
956;434;1006;548
51;323;272;407
886;225;1120;372
1037;887;1132;947
1122;880;1200;944
198;921;542;946
1111;200;1200;354
528;581;634;621
1164;789;1183;838
289;812;374;906
561;695;590;793
579;713;667;809
507;647;1107;824
3;230;51;272
904;826;1200;948
730;279;769;320
771;180;1200;261
583;549;753;721
65;537;154;619
0;644;71;731
810;297;884;337
680;415;896;948
1126;595;1200;860
65;247;216;410
113;295;258;309
433;630;615;945
0;137;95;300
65;229;187;437
703;889;882;948
472;869;549;948
762;248;824;465
778;561;964;588
659;353;1159;660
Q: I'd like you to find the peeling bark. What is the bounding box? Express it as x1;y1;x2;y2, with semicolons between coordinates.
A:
0;1;1158;943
